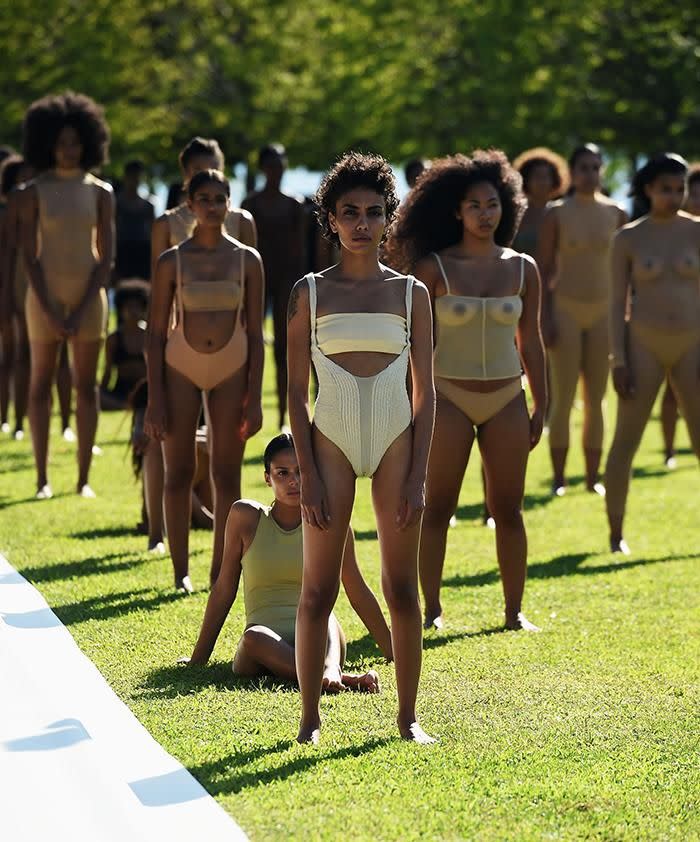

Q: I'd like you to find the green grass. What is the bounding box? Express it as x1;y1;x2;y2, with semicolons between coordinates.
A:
1;346;699;841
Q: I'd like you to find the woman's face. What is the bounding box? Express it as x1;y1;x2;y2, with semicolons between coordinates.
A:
526;163;556;202
571;152;602;194
329;188;386;253
458;181;502;241
646;173;686;217
188;180;229;227
265;448;301;506
54;125;83;170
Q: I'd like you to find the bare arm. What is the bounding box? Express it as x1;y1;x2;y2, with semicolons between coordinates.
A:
69;185;114;328
287;278;330;529
517;256;547;448
188;503;251;664
144;250;176;440
535;207;559;346
340;529;393;660
0;195;20;322
240;247;265;440
150;215;171;282
238;209;258;248
400;281;435;529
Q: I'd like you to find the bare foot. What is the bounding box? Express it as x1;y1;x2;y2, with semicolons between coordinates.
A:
343;670;380;694
399;720;437;744
610;537;631;555
175;575;194;594
423;613;444;631
36;484;53;500
78;484;96;498
505;612;541;632
588;482;606;497
322;665;347;693
296;720;321;745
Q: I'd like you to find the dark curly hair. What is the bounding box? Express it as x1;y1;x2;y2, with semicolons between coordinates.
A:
630;153;688;214
315;152;400;246
386;150;526;271
22;92;110;171
187;168;230;199
179;137;224;174
512;147;569;198
0;155;25;197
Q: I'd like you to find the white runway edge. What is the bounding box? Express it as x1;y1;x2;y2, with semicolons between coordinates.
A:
0;553;246;842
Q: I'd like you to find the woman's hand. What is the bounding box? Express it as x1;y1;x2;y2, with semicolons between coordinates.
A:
239;397;263;441
612;364;635;400
144;397;167;441
541;311;557;349
397;474;426;530
529;406;545;450
301;470;331;530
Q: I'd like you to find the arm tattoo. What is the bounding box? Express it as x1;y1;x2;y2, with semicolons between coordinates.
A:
287;283;300;323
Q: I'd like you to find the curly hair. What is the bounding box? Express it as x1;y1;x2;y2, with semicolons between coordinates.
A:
512;147;569;198
23;92;110;171
630;153;688;214
386;150;526;271
0;154;25;197
315;152;400;246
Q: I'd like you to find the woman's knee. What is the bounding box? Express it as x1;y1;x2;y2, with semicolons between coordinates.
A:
164;460;196;494
423;495;458;530
382;575;419;616
299;582;337;621
487;497;523;530
74;379;97;405
210;462;240;496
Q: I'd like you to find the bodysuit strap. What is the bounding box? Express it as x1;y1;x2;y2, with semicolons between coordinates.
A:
432;252;451;293
237;247;246;326
518;255;525;296
174;245;184;324
306;273;318;346
405;275;415;340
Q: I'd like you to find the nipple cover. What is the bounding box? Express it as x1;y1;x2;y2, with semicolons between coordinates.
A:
502;302;514;314
452;301;468;316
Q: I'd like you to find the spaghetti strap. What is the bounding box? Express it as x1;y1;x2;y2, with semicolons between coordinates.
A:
518;255;525;296
306;273;318;346
432;252;451;293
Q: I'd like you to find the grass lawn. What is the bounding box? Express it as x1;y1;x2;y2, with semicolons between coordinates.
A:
1;345;698;841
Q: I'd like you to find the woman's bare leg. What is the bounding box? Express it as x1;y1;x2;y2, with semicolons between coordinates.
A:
28;340;60;493
581;317;609;492
71;339;101;493
0;322;14;429
419;394;475;628
204;366;247;585
295;432;356;743
143;439;165;550
341;529;393;659
13;317;30;434
373;429;435;743
56;341;72;432
161;367;201;586
661;379;679;465
479;393;537;630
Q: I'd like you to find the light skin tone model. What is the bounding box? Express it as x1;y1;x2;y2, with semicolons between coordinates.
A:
288;163;435;745
410;169;546;633
538;147;627;495
21;125;114;498
182;443;389;690
605;157;700;554
145;174;264;592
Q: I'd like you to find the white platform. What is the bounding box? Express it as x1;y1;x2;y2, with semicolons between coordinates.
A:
0;554;246;842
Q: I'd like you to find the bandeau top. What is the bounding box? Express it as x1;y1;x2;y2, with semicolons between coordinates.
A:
176;246;244;313
432;253;524;380
315;311;407;356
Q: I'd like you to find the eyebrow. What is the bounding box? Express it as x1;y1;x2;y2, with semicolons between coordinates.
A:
340;203;384;210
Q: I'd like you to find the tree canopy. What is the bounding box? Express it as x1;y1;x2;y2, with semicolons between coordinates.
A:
1;0;697;176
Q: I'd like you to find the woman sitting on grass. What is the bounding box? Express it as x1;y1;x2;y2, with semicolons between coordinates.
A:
182;433;391;690
99;280;148;410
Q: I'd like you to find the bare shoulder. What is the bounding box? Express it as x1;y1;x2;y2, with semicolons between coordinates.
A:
228;499;264;542
155;245;178;272
88;174;114;196
545;199;565;217
414;253;442;284
232;206;255;224
287;276;311;322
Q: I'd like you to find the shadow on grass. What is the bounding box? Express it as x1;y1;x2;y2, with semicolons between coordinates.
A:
188;736;392;797
138;662;300;701
53;588;184;626
0;452;35;474
17;551;148;585
345;632;390;664
243;453;264;467
422;626;505;649
443;550;697;590
70;525;140;540
0;492;71;510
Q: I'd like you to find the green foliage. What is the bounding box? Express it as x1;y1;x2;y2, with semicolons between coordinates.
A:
1;1;698;175
1;341;699;839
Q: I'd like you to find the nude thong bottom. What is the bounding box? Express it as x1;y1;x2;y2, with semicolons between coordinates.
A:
435;377;523;426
